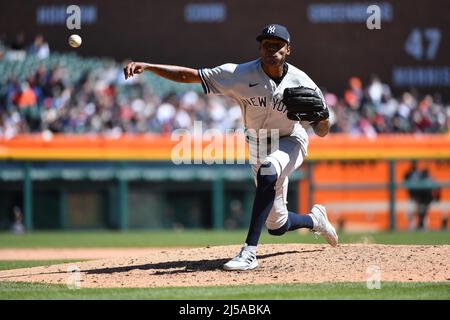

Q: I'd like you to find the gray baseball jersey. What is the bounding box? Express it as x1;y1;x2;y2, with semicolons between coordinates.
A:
199;59;326;229
198;58;325;155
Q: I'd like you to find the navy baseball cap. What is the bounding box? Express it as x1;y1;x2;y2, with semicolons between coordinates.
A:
256;24;291;43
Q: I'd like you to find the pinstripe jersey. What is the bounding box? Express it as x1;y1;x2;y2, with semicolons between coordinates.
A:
198;59;325;153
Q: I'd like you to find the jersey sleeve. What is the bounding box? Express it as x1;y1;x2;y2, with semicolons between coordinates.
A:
198;63;237;95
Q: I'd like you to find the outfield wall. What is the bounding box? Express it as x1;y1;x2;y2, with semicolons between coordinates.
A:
0;134;449;231
1;134;449;161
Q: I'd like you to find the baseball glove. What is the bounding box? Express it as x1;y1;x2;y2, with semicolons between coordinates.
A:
282;86;329;122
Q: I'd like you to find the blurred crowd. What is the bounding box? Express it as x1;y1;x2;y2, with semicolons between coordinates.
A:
0;36;243;138
326;76;449;137
0;35;449;138
0;63;243;138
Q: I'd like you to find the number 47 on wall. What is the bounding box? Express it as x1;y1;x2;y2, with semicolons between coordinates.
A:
405;28;442;61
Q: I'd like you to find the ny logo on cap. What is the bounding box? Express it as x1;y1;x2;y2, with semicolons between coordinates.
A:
267;25;276;34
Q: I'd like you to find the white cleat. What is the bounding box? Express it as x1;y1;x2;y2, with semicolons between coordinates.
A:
223;244;258;271
310;204;338;247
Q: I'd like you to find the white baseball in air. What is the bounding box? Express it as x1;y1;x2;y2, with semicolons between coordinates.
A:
68;34;82;48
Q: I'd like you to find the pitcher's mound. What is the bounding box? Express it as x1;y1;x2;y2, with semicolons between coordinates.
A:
0;244;448;288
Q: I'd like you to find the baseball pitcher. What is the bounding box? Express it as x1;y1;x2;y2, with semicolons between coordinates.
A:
124;24;338;271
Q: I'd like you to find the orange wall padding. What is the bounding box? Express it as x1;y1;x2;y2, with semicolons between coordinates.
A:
1;134;450;161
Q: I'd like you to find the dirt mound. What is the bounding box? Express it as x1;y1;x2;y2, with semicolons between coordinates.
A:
0;248;166;261
0;244;448;288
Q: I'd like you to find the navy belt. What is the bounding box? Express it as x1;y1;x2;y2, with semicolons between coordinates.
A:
245;135;287;144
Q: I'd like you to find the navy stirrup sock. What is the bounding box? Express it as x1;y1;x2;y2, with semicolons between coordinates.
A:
268;212;314;236
286;211;314;231
245;163;277;246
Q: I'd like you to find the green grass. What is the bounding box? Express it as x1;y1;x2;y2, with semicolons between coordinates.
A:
0;260;86;271
0;281;448;300
0;230;448;248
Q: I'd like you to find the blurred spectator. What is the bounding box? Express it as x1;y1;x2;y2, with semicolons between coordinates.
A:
442;212;448;230
415;169;440;230
10;33;26;51
344;76;363;110
14;81;37;108
11;206;25;235
404;161;423;230
0;45;4;61
368;75;390;108
6;33;27;61
404;162;441;231
28;34;50;60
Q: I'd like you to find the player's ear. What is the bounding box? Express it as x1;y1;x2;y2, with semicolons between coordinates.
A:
286;44;291;56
